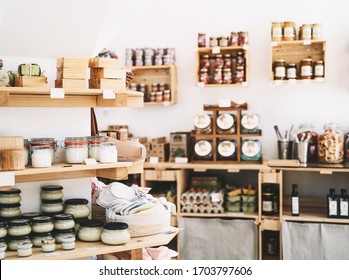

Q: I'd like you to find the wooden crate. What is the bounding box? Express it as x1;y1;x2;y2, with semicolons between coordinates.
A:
57;57;88;69
89;58;123;69
55;79;87;89
90;68;126;79
0;149;25;171
151;137;166;144
15;76;48;87
89;78;126;90
0;136;24;150
56;68;87;80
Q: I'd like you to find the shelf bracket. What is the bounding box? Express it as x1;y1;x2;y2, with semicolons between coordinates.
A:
0;92;9;106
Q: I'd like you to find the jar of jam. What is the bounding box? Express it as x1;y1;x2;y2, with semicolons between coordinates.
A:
159;83;166;92
216;113;236;134
150;92;156;102
223;68;232;84
262;183;279;216
223;54;232;68
209;36;218;47
154;55;162;65
219;36;229;47
300;24;312;40
241;139;262;161
194;114;212;134
271;22;283;41
214;54;224;69
283;21;296;41
213;68;223;84
274;60;286;80
235;66;245;82
163;90;171;102
199;68;209;84
300;59;313;79
217;140;237;161
296;123;318;162
312;24;322;40
156;92;163;102
286;63;297;80
134;56;143;66
237;52;245;66
314;61;324;79
318;123;344;163
238;31;249;45
192;139;213;161
144;55;153;66
230;32;239;46
200;55;210;69
198;33;206;47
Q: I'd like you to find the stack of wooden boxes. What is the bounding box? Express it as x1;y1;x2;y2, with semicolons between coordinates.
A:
0;136;24;171
56;58;88;89
89;58;126;90
146;137;169;162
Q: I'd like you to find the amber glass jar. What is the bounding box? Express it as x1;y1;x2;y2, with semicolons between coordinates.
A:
271;22;283;41
283;21;296;41
314;61;324;79
300;59;313;79
274;60;286;80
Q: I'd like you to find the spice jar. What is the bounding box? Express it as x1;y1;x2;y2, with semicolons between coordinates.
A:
217;140;237;161
99;142;118;163
61;235;76;250
318;123;344;163
200;55;210;69
54;228;76;244
88;136;106;161
198;33;206;47
241;139;262;161
101;222;131;245
53;214;75;230
230;32;239;46
41;185;63;201
194;114;212;134
17;241;33;257
286;63;297;80
7;235;30;251
314;61;324;79
30;138;57;164
209;36;218;47
193;139;213;161
216;113;236;134
274;60;286;80
223;68;232;84
31;216;54;233
300;24;312;40
0;221;7;238
31;232;54;247
8;219;31;236
312;23;322;40
64;198;90;219
283;21;296;41
41;237;56;253
300;59;313;79
271;22;283;41
199;68;209;84
64;137;89;164
0;188;21;204
24;139;30;166
163;90;171;102
31;146;52;168
296;123;318;162
0;203;21;218
241;114;261;134
78;219;104;242
41;199;63;215
213;68;223;84
219;36;229;47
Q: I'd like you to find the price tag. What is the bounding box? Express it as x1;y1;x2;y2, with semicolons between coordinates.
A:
288;79;297;84
103;89;115;99
271;42;278;47
175;157;188;163
44;252;62;257
320;170;332;175
241;81;248;87
211;192;221;203
197;82;205;88
212;46;220;54
50;88;65;99
163;101;170;107
303;40;311;45
83;158;98;165
85;247;99;252
0;172;15;186
273;80;283;85
219;99;231;107
242;44;249;50
149;157;159;164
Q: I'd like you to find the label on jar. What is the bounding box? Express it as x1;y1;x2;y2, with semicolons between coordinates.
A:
329;200;338;216
218;141;235;157
287;68;297;79
284;27;294;38
340;201;349;216
292;197;299;214
314;65;324;77
312;26;322;39
242;141;260;157
275;67;286;78
262;201;273;212
194;140;212;157
301;65;312;76
272;27;282;38
194;114;211;129
302;27;312;39
216;114;234;130
241;114;259;130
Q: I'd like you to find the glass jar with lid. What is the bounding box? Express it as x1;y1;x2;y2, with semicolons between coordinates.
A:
78;219;104;242
213;68;223;84
64;198;90;219
199;68;209;84
217;140;237;161
312;23;322;40
314;61;324;79
30;138;57;164
286;63;297;80
318;123;344;163
300;24;312;40
223;54;232;68
283;21;296;41
219;36;229;47
241;139;262;161
209;36;218;47
41;185;63;200
214;54;224;69
271;22;283;41
61;235;76;250
0;203;21;218
7;235;31;251
223;68;232;84
41;237;56;253
24;139;30;166
200;54;210;69
53;214;75;230
53;228;76;244
31;146;52;168
216;113;236;134
31;216;54;233
101;222;130;245
230;32;239;46
100;142;118;163
8;219;31;236
31;232;54;247
0;221;7;238
300;59;313;79
192;139;213;161
41;199;63;215
274;60;286;80
88;136;106;161
17;241;33;257
238;32;249;45
198;33;206;47
194;114;212;134
64;137;89;164
0;188;21;204
296;123;318;162
241;114;261;134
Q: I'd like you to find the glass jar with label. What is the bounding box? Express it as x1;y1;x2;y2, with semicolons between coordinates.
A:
219;36;229;47
61;235;76;250
31;146;52;168
296;123;318;162
54;228;76;244
17;241;33;257
274;60;286;80
236;66;245;82
314;61;324;79
300;59;313;79
238;32;249;45
194;114;212;134
88;136;106;161
241;114;261;134
286;63;297;80
198;33;206;47
217;140;237;161
0;188;21;204
41;199;64;215
312;23;322;40
24;139;29;166
0;203;21;218
31;232;54;247
216;113;236;134
318;123;344;163
30;138;57;164
230;32;239;46
213;68;223;84
214;54;224;69
199;68;209;84
192;139;213;161
144;55;153;66
163;90;171;102
64;137;89;164
154;55;162;65
271;22;283;41
64;198;90;219
41;185;63;201
156;92;163;102
241;139;262;161
200;55;210;69
100;142;118;163
31;216;54;233
223;54;232;68
283;21;296;41
41;237;56;253
8;219;31;236
300;24;312;40
223;68;232;84
209;36;218;47
262;183;279;216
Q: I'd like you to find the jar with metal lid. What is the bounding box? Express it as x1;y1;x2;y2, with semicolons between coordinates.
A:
241;114;261;134
0;244;5;260
199;68;209;84
223;68;232;84
78;219;104;242
219;36;229;47
274;60;286;80
163;90;171;102
230;32;239;46
198;33;206;47
134;56;143;66
31;146;52;168
283;21;296;41
312;23;322;40
41;237;56;253
54;228;76;244
31;231;54;247
223;54;232;68
216;113;236;134
0;203;21;218
41;185;63;200
0;188;21;204
0;221;7;238
30;138;57;164
64;198;90;219
300;58;313;79
314;61;324;79
150;92;156;102
74;217;89;233
213;68;223;84
53;214;75;230
41;199;63;215
271;22;283;41
24;139;29;166
64;137;89;164
192;139;213;161
238;31;249;45
151;83;159;92
156;92;163;102
159;83;166;92
296;123;318;162
17;241;32;257
241;139;262;161
262;183;279;216
8;219;31;236
300;24;312;40
200;54;210;69
209;36;218;47
217;140;237;161
154;55;162;65
31;216;54;233
214;54;224;69
7;235;30;251
61;235;76;250
0;237;7;251
286;63;297;80
163;54;172;65
21;212;41;221
100;142;118;163
318;123;344;163
101;222;130;245
194;114;212;134
144;47;154;57
235;66;245;82
237;51;245;66
88;136;106;161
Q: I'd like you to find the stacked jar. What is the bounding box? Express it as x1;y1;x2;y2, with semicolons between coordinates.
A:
64;137;89;164
241;139;262;161
0;188;22;220
52;214;76;245
40;185;64;216
88;136;106;162
30;138;57;168
125;47;176;66
217;139;237;161
6;219;31;251
77;219;104;242
30;216;54;248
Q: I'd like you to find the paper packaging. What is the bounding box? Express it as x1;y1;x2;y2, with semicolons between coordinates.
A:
169;132;192;162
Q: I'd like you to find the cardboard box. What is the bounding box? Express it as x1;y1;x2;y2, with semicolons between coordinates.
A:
151;137;166;144
89;78;126;90
56;67;87;80
90;68;126;79
55;79;87;89
57;58;88;69
89;58;123;69
170;132;192;161
15;76;48;87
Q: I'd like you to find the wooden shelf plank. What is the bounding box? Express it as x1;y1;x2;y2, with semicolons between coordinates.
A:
198;46;248;52
199;83;247;88
131;65;175;71
180;212;258;220
271;39;325;46
282;212;349;224
4;228;178;260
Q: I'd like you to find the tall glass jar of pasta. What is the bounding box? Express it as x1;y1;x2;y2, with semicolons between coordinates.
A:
318;123;344;163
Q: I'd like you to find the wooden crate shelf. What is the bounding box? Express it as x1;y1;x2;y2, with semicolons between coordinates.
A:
180;212;258;221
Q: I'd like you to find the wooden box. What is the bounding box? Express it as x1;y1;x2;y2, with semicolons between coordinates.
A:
0;149;25;171
57;58;88;69
56;68;87;80
90;68;126;79
89;58;123;69
0;136;24;150
15;76;48;87
169;132;192;161
151;137;166;144
89;78;126;90
55;79;87;89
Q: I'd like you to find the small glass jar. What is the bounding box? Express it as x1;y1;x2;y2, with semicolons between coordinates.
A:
30;138;57;164
8;219;31;236
154;55;163;65
134;55;143;66
192;139;213;161
31;216;54;233
312;23;322;40
318;123;344;163
53;214;75;230
7;235;30;251
0;237;7;251
223;68;232;84
198;33;206;47
163;90;171;102
286;63;297;80
0;188;21;204
151;83;159;92
219;36;229;47
230;32;239;46
24;139;30;166
17;241;33;257
271;22;283;41
0;244;5;260
41;199;63;215
214;54;224;69
217;140;237;161
216;113;236;134
241;139;262;161
144;55;153;66
21;212;41;220
99;142;118;163
64;198;90;219
296;123;318;162
300;24;312;40
134;48;144;57
31;146;52;168
41;185;64;200
238;31;249;45
300;59;313;79
200;55;210;69
199;68;209;84
223;54;232;68
41;237;56;253
150;92;156;102
194;114;212;134
64;137;89;164
0;221;7;238
209;36;218;47
314;61;324;79
156;92;163;102
54;228;76;244
101;222;130;245
159;83;166;92
88;136;106;161
61;235;76;250
283;21;296;41
241;114;261;134
274;60;286;80
235;66;245;82
213;68;223;84
31;231;54;247
78;219;104;242
262;184;279;216
0;203;21;219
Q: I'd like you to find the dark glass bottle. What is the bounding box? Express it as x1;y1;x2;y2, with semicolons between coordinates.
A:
339;188;349;218
291;184;299;216
327;188;338;218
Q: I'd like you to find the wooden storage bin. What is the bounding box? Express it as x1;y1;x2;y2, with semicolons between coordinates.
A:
56;68;87;80
15;76;48;87
55;79;87;89
89;58;123;69
90;68;126;79
89;78;126;90
57;57;88;69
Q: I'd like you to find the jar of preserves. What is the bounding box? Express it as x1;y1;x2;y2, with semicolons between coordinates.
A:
219;36;229;47
144;55;153;66
216;113;236;134
31;146;52;168
238;31;249;45
237;51;245;66
296;123;318;162
163;54;172;65
274;60;286;80
7;235;30;251
194;114;212;134
200;55;210;69
199;68;209;84
150;92;156;102
235;66;245;82
101;222;130;245
41;199;63;215
41;185;63;201
31;216;54;233
0;203;21;218
300;24;312;40
154;55;162;65
88;136;106;161
198;33;206;47
312;23;322;40
64;198;90;219
0;188;21;204
156;48;165;56
223;68;232;84
30;138;57;164
100;142;118;163
217;140;237;161
223;54;232;68
209;36;218;47
300;58;313;79
213;68;223;84
31;232;54;247
134;56;143;66
24;139;29;166
262;183;279;216
286;63;297;80
53;214;75;230
318;123;344;163
54;228;76;244
241;139;262;161
134;48;144;57
314;61;324;79
156;92;163;102
163;90;171;102
78;219;104;242
271;22;283;41
283;21;296;41
193;139;213;161
230;32;239;46
241;114;261;134
151;83;159;92
214;54;224;69
64;137;88;164
8;219;31;236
